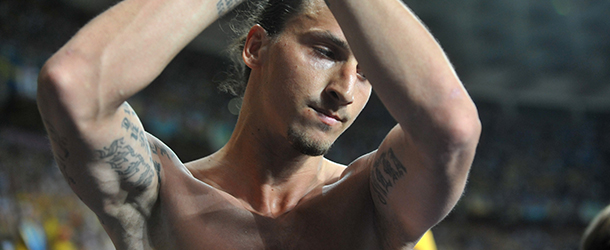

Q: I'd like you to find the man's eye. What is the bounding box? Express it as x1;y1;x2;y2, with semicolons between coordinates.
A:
314;47;335;59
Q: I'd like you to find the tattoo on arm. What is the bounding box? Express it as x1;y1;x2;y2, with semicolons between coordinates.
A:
94;138;155;192
123;104;137;116
43;119;76;185
153;160;162;185
99;113;162;189
149;142;173;160
45;104;158;192
371;149;407;205
121;117;146;147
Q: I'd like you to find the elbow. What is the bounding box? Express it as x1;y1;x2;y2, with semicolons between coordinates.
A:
403;98;482;158
422;102;481;169
37;57;71;111
446;110;481;149
37;51;101;122
440;85;482;148
38;57;71;97
436;83;482;149
438;106;481;175
38;50;80;98
419;95;481;152
38;48;92;93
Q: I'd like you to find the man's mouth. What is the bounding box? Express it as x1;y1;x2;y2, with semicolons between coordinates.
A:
311;106;344;125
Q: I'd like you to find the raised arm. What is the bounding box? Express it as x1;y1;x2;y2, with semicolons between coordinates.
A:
328;0;481;247
37;0;241;247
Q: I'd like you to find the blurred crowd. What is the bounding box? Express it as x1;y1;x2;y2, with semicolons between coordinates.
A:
1;0;609;249
0;128;113;250
464;104;610;226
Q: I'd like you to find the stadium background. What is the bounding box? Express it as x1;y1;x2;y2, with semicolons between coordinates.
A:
1;0;609;249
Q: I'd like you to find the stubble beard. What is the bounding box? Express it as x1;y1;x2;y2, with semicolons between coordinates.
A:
287;125;334;156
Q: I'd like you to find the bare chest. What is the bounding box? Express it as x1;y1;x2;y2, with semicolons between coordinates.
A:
147;167;380;250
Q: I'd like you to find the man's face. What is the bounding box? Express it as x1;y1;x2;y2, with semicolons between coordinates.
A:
254;1;372;156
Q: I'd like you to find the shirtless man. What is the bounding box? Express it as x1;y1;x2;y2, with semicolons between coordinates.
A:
36;0;481;249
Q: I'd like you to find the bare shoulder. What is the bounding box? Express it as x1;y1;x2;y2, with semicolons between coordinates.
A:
321;158;348;184
318;152;376;201
317;152;379;211
336;151;376;178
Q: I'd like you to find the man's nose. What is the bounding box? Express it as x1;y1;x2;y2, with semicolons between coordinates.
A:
324;64;357;105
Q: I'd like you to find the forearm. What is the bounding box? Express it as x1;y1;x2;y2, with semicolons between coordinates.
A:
330;0;481;241
39;0;241;121
37;0;234;216
328;0;480;148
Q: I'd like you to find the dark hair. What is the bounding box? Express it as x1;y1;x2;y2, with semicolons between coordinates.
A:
220;0;307;97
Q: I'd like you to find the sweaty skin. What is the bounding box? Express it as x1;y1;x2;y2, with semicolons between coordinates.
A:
36;0;481;249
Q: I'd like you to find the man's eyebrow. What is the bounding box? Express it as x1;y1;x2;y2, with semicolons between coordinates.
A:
308;30;350;51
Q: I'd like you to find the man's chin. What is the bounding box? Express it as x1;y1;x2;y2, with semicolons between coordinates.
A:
287;128;333;156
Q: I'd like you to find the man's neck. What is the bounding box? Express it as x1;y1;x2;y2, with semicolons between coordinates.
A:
190;119;337;217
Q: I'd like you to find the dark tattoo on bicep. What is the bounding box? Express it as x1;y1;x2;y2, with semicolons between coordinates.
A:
371;149;407;205
121;117;146;147
216;0;238;15
150;144;165;184
158;145;172;159
149;142;173;160
121;103;146;146
94;138;155;192
153;160;162;185
150;143;158;155
122;103;137;116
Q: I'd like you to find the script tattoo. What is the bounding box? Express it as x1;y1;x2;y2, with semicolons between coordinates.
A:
149;144;166;184
123;104;137;116
121;117;146;147
149;142;173;160
94;138;155;192
153;160;161;185
43;119;76;185
371;149;407;205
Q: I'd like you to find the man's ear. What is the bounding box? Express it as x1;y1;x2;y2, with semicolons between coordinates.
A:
243;25;268;69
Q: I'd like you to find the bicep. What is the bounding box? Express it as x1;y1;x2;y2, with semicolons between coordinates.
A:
43;102;159;217
367;124;473;245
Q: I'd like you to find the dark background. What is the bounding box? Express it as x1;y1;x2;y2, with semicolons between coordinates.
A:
1;0;609;249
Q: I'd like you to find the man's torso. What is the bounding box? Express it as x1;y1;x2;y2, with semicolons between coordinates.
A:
143;144;383;250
